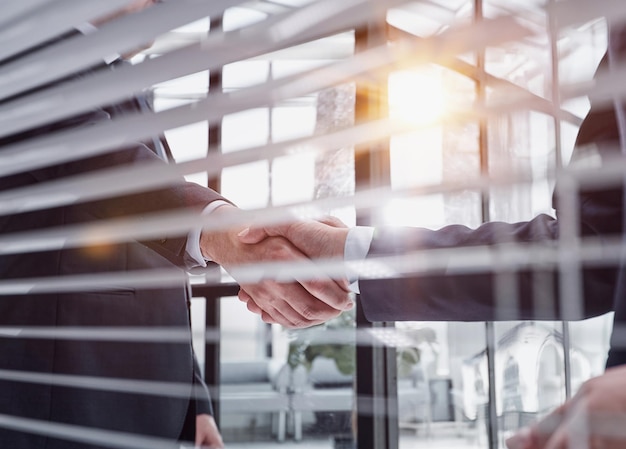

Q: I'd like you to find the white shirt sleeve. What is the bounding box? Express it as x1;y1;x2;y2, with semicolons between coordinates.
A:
184;200;231;268
344;226;375;294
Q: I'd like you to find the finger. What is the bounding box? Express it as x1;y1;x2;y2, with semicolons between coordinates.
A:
240;288;291;325
279;281;346;323
334;276;351;294
240;289;276;320
238;288;250;303
239;222;297;244
237;226;268;245
297;252;352;293
245;298;263;316
319;216;348;228
194;430;217;448
543;420;572;449
257;306;319;328
250;280;343;327
241;282;320;327
544;399;592;449
280;236;352;298
195;416;224;449
506;427;532;449
297;275;353;311
505;402;570;449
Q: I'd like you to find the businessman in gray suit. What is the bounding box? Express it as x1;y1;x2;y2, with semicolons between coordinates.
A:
0;1;351;448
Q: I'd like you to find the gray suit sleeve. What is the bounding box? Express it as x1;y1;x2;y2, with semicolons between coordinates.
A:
192;355;214;416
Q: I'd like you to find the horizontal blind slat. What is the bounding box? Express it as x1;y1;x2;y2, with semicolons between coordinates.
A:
0;0;56;29
0;0;132;63
0;16;533;178
0;0;246;102
0;0;407;137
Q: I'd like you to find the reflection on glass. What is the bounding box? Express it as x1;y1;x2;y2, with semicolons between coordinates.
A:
397;322;489;448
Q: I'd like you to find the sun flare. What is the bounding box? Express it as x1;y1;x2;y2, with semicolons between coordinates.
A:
388;68;446;126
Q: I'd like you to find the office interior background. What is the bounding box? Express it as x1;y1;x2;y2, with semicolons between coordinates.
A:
1;0;624;448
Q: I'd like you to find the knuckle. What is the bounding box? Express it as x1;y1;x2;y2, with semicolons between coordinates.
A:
310;281;349;307
290;312;313;328
271;245;292;261
299;306;317;321
299;304;339;323
307;280;331;300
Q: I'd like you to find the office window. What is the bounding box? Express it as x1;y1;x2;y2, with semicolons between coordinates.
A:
3;1;623;449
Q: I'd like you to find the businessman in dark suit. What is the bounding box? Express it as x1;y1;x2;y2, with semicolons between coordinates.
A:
238;49;622;323
0;1;351;448
238;23;626;449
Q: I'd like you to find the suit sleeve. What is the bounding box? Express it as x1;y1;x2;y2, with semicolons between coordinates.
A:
359;213;617;322
192;355;214;416
29;142;228;267
16;97;232;268
360;51;622;323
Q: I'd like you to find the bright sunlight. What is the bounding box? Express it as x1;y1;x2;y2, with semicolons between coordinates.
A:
388;67;446;126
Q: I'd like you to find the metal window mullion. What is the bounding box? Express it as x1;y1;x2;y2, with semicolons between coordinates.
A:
354;9;398;449
266;60;275;359
191;283;239;426
473;1;499;448
205;14;225;426
547;0;573;401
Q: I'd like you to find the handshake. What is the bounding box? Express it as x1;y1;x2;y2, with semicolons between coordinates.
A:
200;204;354;328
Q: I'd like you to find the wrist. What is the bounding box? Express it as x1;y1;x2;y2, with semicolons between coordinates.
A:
199;205;244;263
326;227;350;259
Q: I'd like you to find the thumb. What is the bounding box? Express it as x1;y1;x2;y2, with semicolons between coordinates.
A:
237;226;269;244
319;216;348;229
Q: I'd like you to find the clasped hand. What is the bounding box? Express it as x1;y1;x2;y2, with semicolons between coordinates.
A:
200;206;352;328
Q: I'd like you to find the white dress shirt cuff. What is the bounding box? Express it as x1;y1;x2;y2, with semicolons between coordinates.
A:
344;226;375;294
185;200;231;268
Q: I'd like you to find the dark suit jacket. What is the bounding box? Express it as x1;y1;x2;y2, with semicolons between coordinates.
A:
360;50;623;327
0;83;224;448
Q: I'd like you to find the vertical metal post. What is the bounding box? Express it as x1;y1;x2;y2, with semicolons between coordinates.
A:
265;61;275;359
205;13;224;425
208;15;223;194
473;1;499;448
193;284;239;427
354;26;391;195
474;1;490;225
547;0;572;400
484;323;499;449
204;290;222;425
354;10;398;449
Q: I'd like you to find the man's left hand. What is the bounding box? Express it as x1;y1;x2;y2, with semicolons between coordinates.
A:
195;414;224;449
